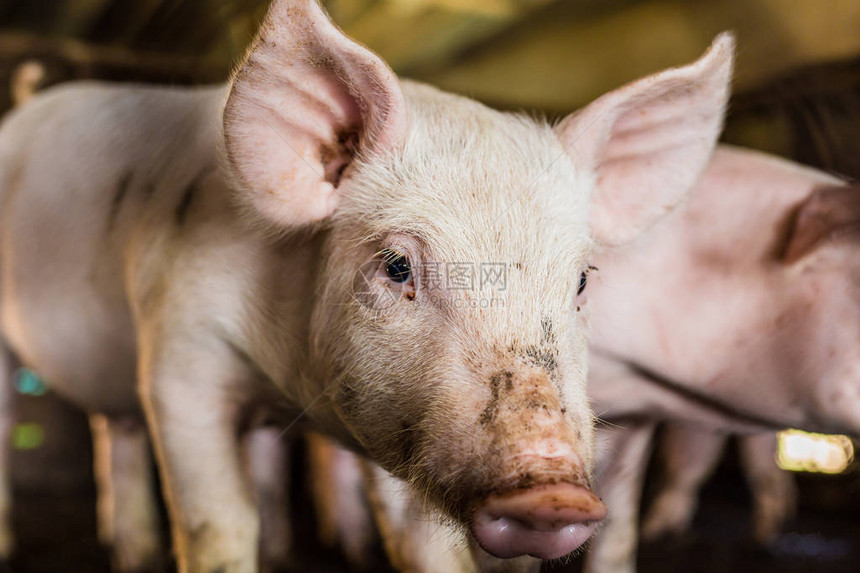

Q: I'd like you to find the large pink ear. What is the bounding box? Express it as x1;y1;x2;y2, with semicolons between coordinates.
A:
224;0;406;227
783;184;860;264
555;33;734;246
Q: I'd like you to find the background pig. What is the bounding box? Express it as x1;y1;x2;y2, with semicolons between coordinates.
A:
0;1;733;572
245;427;294;573
641;425;796;545
249;431;377;572
585;150;855;573
306;433;374;569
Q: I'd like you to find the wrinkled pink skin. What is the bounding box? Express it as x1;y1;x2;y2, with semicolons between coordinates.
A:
586;145;854;573
642;425;796;545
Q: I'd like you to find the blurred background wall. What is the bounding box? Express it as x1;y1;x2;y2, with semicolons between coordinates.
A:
0;0;859;175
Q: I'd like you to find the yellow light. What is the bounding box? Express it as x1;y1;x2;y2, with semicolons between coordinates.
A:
12;422;45;450
776;429;854;474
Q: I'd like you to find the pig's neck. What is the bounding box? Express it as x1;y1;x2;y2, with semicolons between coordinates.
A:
589;145;844;429
240;227;360;445
117;86;351;441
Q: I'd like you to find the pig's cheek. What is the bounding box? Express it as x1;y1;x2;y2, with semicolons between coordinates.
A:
331;384;362;438
332;383;385;443
331;382;402;458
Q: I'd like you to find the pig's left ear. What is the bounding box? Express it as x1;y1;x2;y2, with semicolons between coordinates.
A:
223;0;406;227
783;184;860;264
555;33;734;246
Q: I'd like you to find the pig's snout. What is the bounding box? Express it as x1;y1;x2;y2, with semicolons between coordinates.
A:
471;483;606;560
466;368;603;558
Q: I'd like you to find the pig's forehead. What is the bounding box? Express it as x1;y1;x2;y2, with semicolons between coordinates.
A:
344;159;593;266
342;87;594;263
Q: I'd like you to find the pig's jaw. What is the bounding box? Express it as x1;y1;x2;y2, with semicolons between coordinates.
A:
470;482;606;560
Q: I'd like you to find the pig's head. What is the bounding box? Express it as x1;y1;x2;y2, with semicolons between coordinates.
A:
224;0;733;560
779;183;860;435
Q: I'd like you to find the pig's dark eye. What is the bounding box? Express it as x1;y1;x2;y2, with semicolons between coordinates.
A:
385;254;411;283
577;271;587;296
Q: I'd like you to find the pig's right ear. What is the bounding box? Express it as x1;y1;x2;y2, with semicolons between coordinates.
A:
223;0;406;227
783;184;860;264
555;33;734;246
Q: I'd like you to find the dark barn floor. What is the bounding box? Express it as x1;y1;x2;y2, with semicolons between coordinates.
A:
7;393;860;573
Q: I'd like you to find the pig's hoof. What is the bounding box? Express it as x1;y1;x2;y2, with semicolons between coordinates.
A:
471;483;606;560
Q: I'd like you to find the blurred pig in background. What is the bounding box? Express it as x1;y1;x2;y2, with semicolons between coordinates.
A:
641;427;797;546
586;158;859;573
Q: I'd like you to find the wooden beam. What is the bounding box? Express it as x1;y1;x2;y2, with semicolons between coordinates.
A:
415;0;860;114
332;0;556;73
0;32;222;81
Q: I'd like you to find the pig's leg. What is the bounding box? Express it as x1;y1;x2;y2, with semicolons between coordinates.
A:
363;462;477;573
0;343;13;561
91;414;164;572
140;334;260;573
584;423;656;573
739;433;796;544
306;433;373;569
640;424;727;541
245;427;292;573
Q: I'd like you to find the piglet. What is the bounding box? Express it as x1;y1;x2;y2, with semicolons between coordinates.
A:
295;32;741;573
0;1;733;571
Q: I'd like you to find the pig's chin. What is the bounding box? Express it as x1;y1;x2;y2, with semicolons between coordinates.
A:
471;518;598;560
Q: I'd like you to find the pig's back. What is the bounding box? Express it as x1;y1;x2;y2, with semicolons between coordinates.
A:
0;82;226;415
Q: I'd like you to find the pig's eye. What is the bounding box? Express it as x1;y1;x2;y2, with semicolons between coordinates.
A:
577;272;587;295
577;266;596;297
385;253;411;283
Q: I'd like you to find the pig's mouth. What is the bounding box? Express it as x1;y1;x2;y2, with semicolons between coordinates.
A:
469;483;606;560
